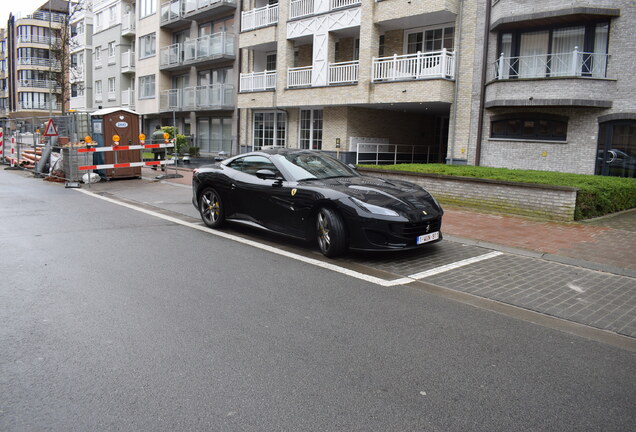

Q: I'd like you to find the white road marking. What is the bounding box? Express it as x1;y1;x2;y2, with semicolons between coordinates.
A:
568;283;585;293
407;251;504;280
75;189;503;288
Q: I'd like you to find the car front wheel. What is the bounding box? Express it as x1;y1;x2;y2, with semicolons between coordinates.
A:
199;187;224;228
316;207;346;257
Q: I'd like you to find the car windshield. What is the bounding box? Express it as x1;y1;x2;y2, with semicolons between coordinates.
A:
276;152;359;181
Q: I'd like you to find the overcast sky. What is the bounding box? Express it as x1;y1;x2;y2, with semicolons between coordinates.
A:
0;0;54;24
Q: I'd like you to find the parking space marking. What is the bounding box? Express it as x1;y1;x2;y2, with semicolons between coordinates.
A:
408;251;503;280
76;189;414;287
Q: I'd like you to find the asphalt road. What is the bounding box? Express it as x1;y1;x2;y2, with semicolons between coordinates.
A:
1;169;635;431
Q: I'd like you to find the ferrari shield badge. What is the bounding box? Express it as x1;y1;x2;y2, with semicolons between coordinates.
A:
291;188;297;196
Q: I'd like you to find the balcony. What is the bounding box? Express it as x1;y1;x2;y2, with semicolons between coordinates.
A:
492;49;609;80
289;0;360;20
372;50;455;82
121;88;135;109
121;50;135;73
17;35;60;45
17;57;61;69
160;32;235;70
121;13;135;36
18;79;61;90
241;4;278;32
287;60;359;88
160;84;234;111
18;101;62;111
240;70;277;92
161;0;237;28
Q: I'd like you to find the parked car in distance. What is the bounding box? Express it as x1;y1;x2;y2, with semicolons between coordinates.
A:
192;149;444;257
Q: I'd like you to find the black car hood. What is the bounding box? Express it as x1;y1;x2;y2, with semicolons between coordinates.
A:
303;175;442;219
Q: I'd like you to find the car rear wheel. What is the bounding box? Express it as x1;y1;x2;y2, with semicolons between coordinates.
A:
316;207;346;257
199;187;224;228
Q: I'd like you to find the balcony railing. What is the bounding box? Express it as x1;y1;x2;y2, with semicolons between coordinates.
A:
372;49;455;82
492;48;609;80
18;79;60;90
183;32;235;63
121;50;135;72
17;35;59;45
160;0;183;24
160;43;182;67
18;101;62;111
241;4;279;32
287;66;312;88
17;57;61;68
330;0;360;10
121;89;135;108
290;0;314;19
160;84;234;110
240;70;277;92
289;0;360;19
328;60;358;84
122;13;135;35
22;11;66;23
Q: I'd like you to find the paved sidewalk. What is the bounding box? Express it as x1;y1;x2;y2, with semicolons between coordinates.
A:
143;166;636;277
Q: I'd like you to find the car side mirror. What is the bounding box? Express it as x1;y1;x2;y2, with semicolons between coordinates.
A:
256;169;280;180
348;163;357;170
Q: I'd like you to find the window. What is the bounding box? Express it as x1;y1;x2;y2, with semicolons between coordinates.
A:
490;114;568;141
139;74;155;99
497;22;609;79
379;35;385;57
253;111;286;150
71;83;78;98
266;53;277;71
227;155;281;177
108;41;116;63
94;80;103;101
139;0;156;19
406;25;454;54
197;117;232;153
108;5;117;26
95;12;102;30
108;77;116;99
139;33;156;59
300;109;323;150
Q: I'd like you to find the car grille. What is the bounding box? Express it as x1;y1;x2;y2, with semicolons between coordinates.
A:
390;218;442;238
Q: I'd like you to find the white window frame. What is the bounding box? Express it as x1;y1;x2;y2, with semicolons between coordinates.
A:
139;0;156;19
108;41;116;63
299;109;323;150
139;33;156;59
404;24;455;54
107;77;116;100
252;110;287;150
139;74;155;99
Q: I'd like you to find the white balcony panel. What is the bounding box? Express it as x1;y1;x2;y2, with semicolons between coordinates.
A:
240;71;277;92
241;4;279;32
372;50;455;82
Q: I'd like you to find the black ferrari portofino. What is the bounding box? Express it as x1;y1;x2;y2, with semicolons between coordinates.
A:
192;149;443;257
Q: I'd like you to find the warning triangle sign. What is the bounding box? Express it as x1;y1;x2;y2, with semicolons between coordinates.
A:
43;118;58;137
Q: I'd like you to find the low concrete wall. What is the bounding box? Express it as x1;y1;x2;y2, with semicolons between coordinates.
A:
360;168;578;221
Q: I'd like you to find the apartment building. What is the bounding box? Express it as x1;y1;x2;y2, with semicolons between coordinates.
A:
1;0;69;121
237;0;635;177
480;0;635;177
133;0;239;151
89;0;137;110
238;0;472;165
69;2;94;111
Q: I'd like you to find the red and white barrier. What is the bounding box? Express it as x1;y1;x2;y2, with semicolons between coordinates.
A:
79;159;174;171
78;143;174;153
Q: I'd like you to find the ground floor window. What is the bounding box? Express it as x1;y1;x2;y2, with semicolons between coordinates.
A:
197;117;232;154
253;111;286;150
596;120;636;178
300;109;323;150
490;114;567;141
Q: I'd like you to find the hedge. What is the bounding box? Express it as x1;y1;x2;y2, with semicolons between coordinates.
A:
358;164;636;220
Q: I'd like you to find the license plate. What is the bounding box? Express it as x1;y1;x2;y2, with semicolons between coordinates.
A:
416;231;439;245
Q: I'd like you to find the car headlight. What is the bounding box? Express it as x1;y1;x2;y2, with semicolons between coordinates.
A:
351;197;399;217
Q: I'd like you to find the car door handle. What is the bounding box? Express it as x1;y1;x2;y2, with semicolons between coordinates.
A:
231;183;237;189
